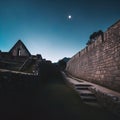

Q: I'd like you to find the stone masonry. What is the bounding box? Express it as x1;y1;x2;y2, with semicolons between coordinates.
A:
9;40;31;57
66;20;120;92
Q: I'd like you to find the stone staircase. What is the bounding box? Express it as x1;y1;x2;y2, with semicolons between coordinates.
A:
19;58;36;72
74;84;98;105
64;73;100;107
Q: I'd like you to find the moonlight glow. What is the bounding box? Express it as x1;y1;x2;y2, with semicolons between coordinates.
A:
68;15;72;19
0;0;120;62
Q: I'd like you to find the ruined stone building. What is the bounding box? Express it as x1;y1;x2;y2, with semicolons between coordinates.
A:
66;19;120;92
9;40;31;57
0;40;42;73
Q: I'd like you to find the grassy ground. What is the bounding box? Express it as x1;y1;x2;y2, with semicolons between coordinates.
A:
33;79;119;120
0;63;119;120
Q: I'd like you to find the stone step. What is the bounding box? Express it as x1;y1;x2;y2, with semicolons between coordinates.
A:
77;89;93;94
80;92;95;97
80;96;97;102
75;84;91;87
78;90;97;102
75;86;89;90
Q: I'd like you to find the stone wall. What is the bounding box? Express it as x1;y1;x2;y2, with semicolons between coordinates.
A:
11;44;30;56
0;70;39;90
19;56;43;74
89;86;120;117
66;20;120;92
0;55;28;71
9;40;31;57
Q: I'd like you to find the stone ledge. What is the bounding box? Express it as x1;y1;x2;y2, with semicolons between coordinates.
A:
90;86;120;117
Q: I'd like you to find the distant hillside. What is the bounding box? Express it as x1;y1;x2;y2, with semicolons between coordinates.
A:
57;57;71;70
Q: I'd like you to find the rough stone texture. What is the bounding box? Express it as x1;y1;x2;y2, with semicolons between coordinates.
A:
0;70;39;90
89;87;120;117
66;20;120;92
0;40;43;72
9;40;31;57
19;55;43;74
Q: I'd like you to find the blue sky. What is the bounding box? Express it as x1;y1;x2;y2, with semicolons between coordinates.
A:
0;0;120;62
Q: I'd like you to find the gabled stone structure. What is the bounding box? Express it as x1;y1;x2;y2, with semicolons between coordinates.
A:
9;40;31;57
0;40;43;72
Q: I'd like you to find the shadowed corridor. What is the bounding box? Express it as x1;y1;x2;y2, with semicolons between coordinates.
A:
0;63;119;120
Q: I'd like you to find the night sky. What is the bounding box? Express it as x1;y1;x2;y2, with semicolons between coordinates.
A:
0;0;120;62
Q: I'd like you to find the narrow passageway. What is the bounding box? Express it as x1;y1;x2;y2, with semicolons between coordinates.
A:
0;63;119;120
33;63;120;120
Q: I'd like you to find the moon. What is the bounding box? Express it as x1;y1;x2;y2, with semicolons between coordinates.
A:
68;15;72;19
